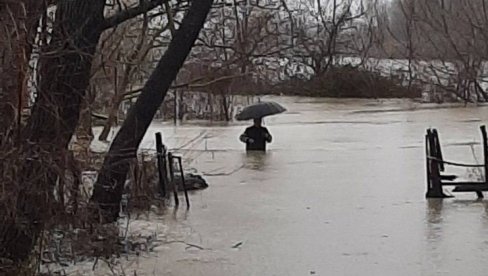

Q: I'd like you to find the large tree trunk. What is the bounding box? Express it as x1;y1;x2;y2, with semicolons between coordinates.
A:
91;0;214;222
0;0;44;142
0;0;105;263
24;0;104;145
1;0;169;266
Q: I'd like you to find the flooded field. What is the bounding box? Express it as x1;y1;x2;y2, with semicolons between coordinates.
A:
96;97;488;275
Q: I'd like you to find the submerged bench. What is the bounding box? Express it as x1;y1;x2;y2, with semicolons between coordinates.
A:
425;125;488;198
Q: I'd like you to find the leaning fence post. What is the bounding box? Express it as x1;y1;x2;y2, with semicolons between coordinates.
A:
168;152;179;206
176;156;190;209
155;132;167;198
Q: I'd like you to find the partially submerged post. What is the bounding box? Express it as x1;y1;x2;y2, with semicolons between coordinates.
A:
167;152;179;206
155;133;192;208
175;156;190;208
479;125;487;198
155;132;167;198
425;129;449;198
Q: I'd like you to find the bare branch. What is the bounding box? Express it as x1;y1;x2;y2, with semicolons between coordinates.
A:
101;0;167;30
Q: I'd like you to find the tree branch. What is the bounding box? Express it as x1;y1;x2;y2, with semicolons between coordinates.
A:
92;0;214;222
101;0;168;30
123;73;249;100
176;73;249;89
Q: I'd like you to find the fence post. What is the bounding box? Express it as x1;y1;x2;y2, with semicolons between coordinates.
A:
177;156;190;209
481;125;488;180
433;129;444;171
480;125;487;198
168;152;179;206
425;130;432;197
155;132;167;198
426;128;447;198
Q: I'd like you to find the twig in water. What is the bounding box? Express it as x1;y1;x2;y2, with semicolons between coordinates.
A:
164;240;209;250
185;243;206;250
203;164;245;176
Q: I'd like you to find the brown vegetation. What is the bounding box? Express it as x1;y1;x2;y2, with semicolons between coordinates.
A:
275;66;421;98
0;0;214;272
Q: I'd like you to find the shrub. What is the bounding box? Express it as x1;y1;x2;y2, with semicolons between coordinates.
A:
275;66;421;98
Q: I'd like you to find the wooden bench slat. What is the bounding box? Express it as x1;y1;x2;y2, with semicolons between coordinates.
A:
426;156;485;168
440;175;458;181
452;185;488;192
442;181;485;186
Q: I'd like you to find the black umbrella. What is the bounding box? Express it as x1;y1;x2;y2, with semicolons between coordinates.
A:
235;101;286;121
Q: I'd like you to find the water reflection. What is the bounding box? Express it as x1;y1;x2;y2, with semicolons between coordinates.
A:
481;201;488;218
425;199;444;245
172;205;190;221
426;199;444;225
425;198;445;275
426;199;488;234
478;201;488;233
243;151;271;171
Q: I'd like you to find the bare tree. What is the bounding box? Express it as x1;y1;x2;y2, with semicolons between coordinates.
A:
142;0;295;122
195;1;293;76
0;0;46;142
386;0;488;102
384;0;419;91
1;0;170;264
291;0;368;76
96;7;174;141
91;0;214;222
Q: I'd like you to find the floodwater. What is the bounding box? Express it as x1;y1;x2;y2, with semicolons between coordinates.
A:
129;97;488;275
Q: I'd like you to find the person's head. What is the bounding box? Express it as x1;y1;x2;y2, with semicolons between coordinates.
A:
253;118;262;126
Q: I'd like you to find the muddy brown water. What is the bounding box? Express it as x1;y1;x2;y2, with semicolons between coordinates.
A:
130;97;488;275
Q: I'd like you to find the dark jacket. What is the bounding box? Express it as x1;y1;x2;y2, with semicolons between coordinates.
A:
239;126;272;151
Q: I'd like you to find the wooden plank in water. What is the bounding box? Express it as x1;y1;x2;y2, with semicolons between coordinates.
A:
442;181;485;186
440;174;458;181
452;185;488;192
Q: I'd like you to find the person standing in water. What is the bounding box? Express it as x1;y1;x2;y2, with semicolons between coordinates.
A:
239;118;272;151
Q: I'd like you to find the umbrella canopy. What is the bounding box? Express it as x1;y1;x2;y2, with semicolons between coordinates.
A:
235;101;286;121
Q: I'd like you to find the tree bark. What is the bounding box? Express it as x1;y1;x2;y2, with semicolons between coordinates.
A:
24;0;104;146
91;0;214;222
1;0;105;263
0;0;44;142
1;0;168;265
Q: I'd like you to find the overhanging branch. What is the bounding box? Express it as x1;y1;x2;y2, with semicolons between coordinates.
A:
123;73;249;100
101;0;169;30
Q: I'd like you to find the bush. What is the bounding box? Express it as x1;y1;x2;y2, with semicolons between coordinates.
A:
275;66;421;98
0;144;164;274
